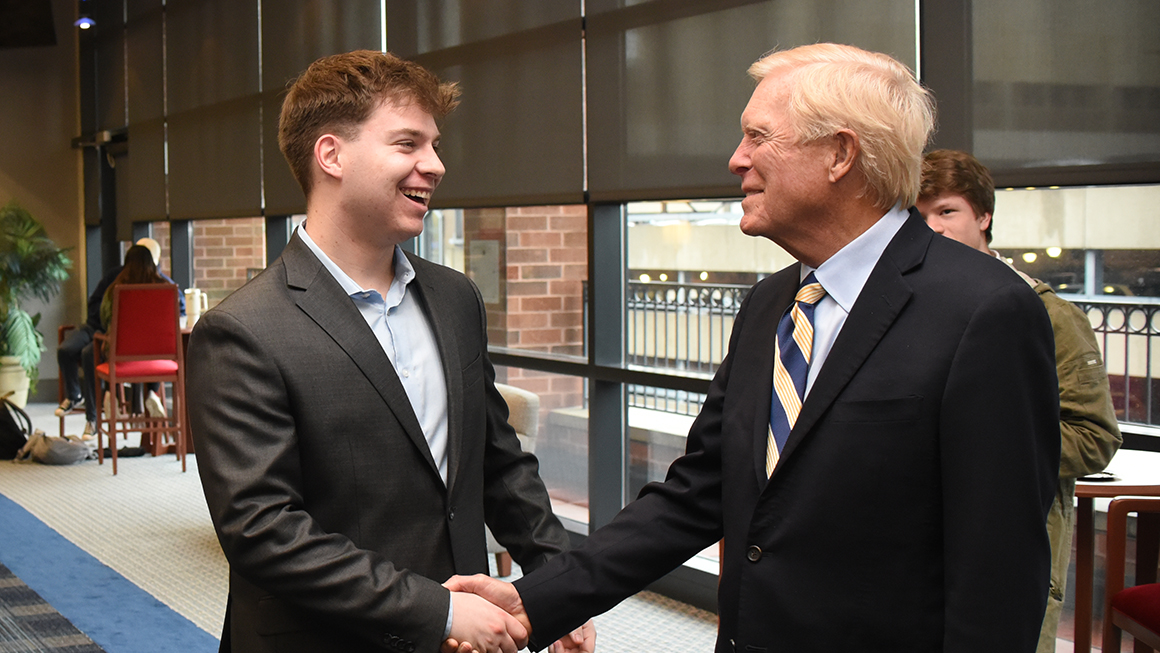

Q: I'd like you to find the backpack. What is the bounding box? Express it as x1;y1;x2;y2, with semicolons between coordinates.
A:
0;392;31;460
15;431;95;465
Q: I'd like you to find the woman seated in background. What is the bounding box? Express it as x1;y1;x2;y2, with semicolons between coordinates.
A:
99;244;170;420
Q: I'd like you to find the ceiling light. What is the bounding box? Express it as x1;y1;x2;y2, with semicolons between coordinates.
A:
75;17;95;29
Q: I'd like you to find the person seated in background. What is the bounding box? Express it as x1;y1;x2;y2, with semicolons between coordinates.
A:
916;148;1122;653
97;243;180;421
55;237;183;439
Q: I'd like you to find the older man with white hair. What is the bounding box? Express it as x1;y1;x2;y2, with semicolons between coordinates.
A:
447;43;1060;653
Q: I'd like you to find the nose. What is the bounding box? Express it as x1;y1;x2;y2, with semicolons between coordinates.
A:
728;139;751;177
926;218;944;234
419;145;445;181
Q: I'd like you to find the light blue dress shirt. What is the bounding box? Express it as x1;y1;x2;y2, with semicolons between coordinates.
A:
298;225;456;637
803;205;909;397
298;225;451;484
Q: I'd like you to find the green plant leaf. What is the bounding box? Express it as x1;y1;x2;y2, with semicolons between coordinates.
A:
0;200;70;386
1;307;44;386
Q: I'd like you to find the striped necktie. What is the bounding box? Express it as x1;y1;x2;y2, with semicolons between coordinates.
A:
767;272;826;476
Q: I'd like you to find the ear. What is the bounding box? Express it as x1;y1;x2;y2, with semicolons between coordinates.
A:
314;134;343;181
979;212;993;232
828;129;859;183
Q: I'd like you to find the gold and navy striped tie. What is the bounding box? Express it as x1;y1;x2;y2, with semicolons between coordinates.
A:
767;272;826;477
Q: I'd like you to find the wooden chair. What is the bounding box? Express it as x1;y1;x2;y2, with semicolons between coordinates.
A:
1102;496;1160;652
56;325;87;436
93;283;187;475
487;383;541;577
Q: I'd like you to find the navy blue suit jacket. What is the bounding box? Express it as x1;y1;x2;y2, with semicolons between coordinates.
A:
516;210;1059;653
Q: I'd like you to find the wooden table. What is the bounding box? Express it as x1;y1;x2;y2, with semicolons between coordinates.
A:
1072;449;1160;653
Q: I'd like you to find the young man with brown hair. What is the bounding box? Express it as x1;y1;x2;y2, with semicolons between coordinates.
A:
188;50;584;653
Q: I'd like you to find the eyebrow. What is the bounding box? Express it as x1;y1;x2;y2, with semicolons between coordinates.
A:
388;128;440;140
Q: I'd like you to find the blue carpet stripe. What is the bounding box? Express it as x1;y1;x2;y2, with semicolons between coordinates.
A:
0;493;219;652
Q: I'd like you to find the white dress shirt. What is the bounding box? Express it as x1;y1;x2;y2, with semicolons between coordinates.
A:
802;205;909;397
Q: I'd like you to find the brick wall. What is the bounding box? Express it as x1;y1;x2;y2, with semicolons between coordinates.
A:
191;217;266;308
465;204;588;408
150;221;172;278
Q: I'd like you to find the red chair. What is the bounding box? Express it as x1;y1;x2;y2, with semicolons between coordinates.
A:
1102;496;1160;652
93;283;187;475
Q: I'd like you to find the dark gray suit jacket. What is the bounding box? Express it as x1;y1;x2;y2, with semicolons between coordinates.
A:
516;210;1060;652
188;234;569;653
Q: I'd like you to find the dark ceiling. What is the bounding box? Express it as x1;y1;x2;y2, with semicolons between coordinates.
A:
0;0;57;49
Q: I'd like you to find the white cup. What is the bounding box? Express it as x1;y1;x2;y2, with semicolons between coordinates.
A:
184;288;208;325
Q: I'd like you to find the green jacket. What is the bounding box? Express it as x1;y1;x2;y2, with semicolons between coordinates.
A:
1029;278;1122;652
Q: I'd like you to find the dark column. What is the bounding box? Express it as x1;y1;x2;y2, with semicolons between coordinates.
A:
170;220;194;290
588;202;628;532
265;215;292;265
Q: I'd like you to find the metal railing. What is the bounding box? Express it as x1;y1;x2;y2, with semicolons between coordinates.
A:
626;280;748;375
1070;297;1160;427
626;280;745;417
625;281;1160;428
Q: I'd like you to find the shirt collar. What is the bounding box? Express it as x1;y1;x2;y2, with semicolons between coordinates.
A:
808;205;909;313
296;222;416;301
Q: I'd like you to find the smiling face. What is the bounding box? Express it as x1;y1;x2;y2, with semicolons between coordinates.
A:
728;73;834;254
333;99;445;245
915;192;991;254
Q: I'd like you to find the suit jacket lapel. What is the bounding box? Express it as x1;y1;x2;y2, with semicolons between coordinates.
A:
771;211;930;475
281;235;441;480
405;252;465;493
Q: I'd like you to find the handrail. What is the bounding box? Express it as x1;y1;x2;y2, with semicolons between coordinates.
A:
624;281;1159;427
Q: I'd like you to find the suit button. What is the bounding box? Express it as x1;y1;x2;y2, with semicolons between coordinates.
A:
448;507;455;521
746;545;762;562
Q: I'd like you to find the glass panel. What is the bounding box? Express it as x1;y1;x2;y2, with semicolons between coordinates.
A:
261;0;384;216
972;0;1160;168
389;0;585;207
587;0;916;200
191;217;266;310
422;205;587;361
166;0;259;114
126;2;164;123
166;0;262;220
626;382;717;572
991;184;1160;298
626;199;792;377
388;0;577;53
495;365;589;528
1103;251;1160;298
167;98;263;220
95;0;126;131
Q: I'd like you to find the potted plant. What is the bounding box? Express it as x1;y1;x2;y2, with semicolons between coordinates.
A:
0;200;72;407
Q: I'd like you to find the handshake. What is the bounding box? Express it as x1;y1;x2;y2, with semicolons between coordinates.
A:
441;575;596;653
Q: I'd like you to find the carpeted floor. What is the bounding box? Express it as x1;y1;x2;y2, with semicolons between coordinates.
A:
0;562;105;652
1;402;721;652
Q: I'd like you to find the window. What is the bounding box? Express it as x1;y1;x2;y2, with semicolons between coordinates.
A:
190;217;266;310
422;205;588;361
